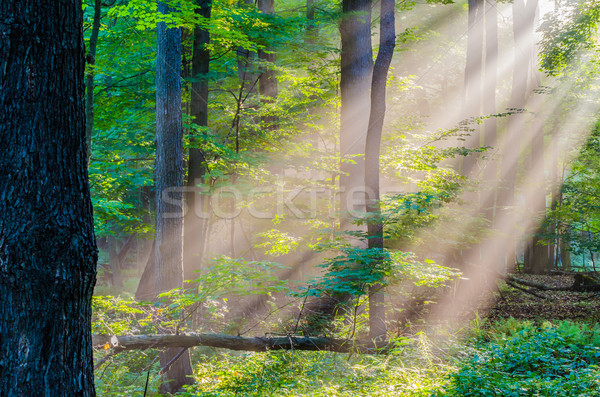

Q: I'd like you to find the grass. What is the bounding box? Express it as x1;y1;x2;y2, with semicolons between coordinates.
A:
94;318;600;396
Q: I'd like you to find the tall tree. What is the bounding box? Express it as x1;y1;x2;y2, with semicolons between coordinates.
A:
339;0;373;227
0;0;98;395
482;0;498;223
497;0;538;269
155;1;193;392
364;0;395;341
461;0;484;177
184;0;212;281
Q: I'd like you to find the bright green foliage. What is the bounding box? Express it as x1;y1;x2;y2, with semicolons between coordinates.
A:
545;122;600;262
441;320;600;396
539;1;600;76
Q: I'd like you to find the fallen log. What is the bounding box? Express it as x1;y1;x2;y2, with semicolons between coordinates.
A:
504;280;549;300
92;333;384;354
505;275;571;291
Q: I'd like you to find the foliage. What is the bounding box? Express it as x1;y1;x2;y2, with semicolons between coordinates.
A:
440;320;600;397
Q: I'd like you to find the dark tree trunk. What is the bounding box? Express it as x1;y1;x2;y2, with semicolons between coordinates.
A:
0;1;98;396
184;0;212;281
155;1;193;392
85;0;102;162
340;0;372;225
364;0;395;341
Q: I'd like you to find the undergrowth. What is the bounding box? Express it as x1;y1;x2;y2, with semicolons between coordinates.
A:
95;319;600;396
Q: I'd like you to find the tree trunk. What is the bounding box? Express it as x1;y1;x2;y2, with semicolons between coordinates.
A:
482;0;498;224
0;1;98;395
85;0;102;161
339;0;373;226
364;0;395;341
184;0;212;281
461;0;484;177
497;0;537;269
155;1;193;392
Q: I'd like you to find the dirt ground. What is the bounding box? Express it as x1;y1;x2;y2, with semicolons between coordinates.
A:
487;273;600;321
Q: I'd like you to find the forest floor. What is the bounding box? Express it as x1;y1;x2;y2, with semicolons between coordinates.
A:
488;272;600;321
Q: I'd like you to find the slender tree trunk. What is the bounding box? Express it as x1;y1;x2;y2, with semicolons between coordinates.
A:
155;1;193;392
364;0;395;341
461;0;484;177
85;0;102;162
258;0;278;129
497;0;537;269
482;0;498;224
340;0;373;226
184;0;212;281
0;1;98;395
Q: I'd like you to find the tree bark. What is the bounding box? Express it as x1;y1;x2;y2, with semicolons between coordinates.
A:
364;0;395;341
0;1;98;395
184;0;212;281
155;1;193;392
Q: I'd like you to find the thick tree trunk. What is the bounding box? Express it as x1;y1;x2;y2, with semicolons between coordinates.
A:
184;0;212;281
0;1;98;395
85;0;102;161
155;1;193;392
364;0;395;341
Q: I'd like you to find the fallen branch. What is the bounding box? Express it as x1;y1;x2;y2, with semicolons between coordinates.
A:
92;333;384;354
504;280;549;300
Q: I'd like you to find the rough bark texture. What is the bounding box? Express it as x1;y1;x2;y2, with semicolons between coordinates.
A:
0;1;98;395
184;0;212;281
155;1;193;392
339;0;372;224
85;0;102;161
93;333;384;354
364;0;395;341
